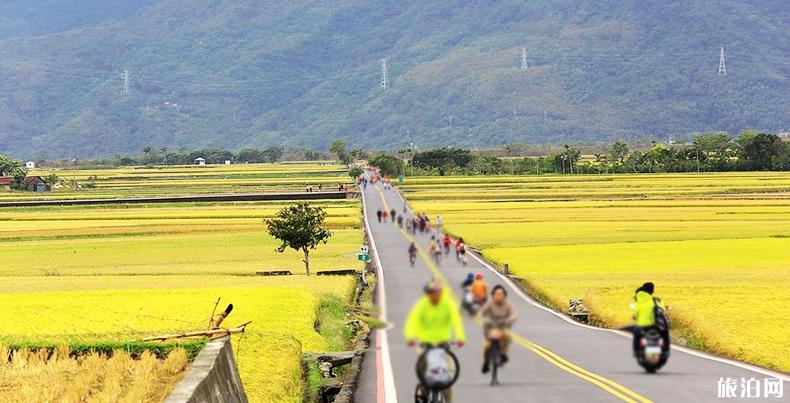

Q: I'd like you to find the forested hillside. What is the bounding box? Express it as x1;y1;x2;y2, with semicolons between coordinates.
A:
0;0;787;158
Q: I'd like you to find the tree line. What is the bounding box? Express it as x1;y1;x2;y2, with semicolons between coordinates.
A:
368;131;789;177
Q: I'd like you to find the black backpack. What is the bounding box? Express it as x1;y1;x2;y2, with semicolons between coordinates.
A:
653;297;670;332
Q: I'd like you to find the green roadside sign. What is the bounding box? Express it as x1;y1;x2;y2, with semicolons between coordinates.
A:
357;253;371;262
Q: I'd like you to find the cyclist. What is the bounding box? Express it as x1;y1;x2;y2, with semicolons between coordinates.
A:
470;273;488;306
455;237;465;260
478;285;517;373
458;242;468;266
442;234;452;255
408;242;418;268
405;280;466;402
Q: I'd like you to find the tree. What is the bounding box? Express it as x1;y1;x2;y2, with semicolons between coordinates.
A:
610;141;629;168
329;139;353;165
265;202;332;276
368;153;404;177
0;155;28;190
160;146;169;165
142;146;152;164
45;174;60;186
693;133;735;170
348;166;364;178
737;133;784;171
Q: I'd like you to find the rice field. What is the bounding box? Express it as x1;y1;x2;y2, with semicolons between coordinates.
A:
0;163;362;402
405;172;790;371
1;162;352;201
0;345;189;402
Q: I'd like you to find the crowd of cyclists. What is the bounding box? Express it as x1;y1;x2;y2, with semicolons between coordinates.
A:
365;169;669;402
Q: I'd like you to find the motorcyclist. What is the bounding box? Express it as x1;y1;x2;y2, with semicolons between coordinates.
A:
478;285;517;373
632;282;670;355
405;280;466;402
470;273;488;305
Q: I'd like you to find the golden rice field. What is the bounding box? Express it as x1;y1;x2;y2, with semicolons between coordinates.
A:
0;345;188;402
0;163;363;402
406;172;790;371
0;277;356;402
1;162;352;201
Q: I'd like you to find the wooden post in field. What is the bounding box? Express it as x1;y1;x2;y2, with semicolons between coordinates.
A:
503;263;509;276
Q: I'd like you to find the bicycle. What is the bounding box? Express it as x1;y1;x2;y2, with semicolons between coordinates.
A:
485;328;506;386
414;344;460;403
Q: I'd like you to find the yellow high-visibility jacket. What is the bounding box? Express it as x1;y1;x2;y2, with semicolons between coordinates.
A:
633;290;666;328
404;292;466;344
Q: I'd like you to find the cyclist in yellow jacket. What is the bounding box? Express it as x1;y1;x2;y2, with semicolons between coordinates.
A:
405;280;466;347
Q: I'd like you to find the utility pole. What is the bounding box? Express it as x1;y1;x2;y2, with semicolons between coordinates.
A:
718;46;727;76
520;48;528;70
380;58;389;90
122;69;131;94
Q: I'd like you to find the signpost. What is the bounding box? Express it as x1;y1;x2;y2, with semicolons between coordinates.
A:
358;245;370;285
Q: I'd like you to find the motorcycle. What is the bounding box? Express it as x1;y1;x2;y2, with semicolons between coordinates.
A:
461;287;482;315
636;328;669;373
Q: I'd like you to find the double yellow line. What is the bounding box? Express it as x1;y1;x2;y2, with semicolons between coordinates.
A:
374;185;652;403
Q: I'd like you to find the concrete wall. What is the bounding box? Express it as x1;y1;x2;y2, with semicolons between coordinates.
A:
165;337;248;403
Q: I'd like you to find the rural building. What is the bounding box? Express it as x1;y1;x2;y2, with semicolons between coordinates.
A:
24;176;51;192
25;161;36;169
0;177;11;190
194;157;206;165
224;160;232;165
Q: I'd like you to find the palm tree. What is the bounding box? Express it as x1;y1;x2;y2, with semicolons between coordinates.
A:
142;146;152;164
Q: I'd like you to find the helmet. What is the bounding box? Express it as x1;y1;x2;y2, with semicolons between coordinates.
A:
475;272;484;280
423;280;442;293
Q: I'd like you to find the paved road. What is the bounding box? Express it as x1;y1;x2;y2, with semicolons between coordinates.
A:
355;182;788;403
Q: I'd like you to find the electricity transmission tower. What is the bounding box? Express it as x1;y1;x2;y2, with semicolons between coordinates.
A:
718;46;727;76
122;69;131;94
380;58;389;90
520;48;528;70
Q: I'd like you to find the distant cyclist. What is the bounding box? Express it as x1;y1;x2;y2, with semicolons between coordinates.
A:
478;285;517;373
405;280;466;402
408;242;418;268
442;234;452;255
455;237;465;260
470;273;488;306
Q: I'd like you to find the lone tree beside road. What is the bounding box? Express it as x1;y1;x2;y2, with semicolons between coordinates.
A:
266;202;332;276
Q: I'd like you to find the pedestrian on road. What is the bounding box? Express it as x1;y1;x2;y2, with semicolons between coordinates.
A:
382;210;389;223
390;208;397;224
412;217;418;235
442;234;452;255
455;237;465;260
376;209;382;223
397;214;404;228
437;215;443;233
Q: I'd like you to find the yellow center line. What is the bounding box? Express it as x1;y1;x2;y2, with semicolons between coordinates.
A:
373;185;653;403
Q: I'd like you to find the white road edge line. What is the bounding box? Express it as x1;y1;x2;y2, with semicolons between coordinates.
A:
392;189;790;382
361;183;399;402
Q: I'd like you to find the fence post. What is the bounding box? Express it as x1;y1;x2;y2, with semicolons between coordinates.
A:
503;263;509;276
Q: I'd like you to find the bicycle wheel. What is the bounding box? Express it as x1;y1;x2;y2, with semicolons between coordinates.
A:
415;346;461;392
489;340;501;386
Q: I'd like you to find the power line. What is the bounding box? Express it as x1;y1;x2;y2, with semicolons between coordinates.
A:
520;48;529;70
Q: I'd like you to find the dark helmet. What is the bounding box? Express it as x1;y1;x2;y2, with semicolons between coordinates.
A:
423;279;442;293
642;282;655;294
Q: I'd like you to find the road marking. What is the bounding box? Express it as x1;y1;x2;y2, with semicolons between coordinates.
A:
375;184;653;403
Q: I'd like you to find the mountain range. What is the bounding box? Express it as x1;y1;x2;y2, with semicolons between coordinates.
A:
0;0;787;159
